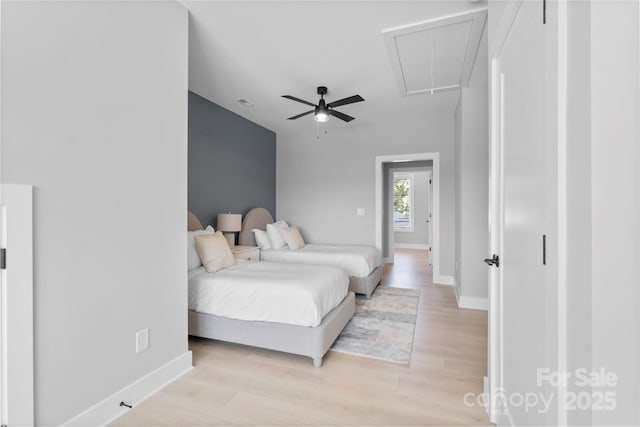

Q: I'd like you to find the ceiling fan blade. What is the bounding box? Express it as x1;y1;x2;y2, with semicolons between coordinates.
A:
287;110;314;120
327;94;364;109
282;95;316;107
329;109;355;122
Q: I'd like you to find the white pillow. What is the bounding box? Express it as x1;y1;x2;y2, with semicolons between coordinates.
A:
274;219;289;229
266;223;287;249
187;225;214;270
194;231;236;273
252;229;272;250
281;225;306;250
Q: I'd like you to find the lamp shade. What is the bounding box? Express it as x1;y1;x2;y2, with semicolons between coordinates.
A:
217;213;242;232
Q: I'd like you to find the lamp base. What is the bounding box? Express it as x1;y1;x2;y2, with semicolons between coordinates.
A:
223;232;236;249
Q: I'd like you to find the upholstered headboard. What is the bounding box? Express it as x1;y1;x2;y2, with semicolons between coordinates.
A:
238;208;275;246
188;211;204;231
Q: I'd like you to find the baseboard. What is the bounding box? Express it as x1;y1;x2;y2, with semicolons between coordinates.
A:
62;351;193;427
393;243;429;250
458;296;489;310
433;274;455;285
485;376;514;426
453;286;489;310
483;376;490;415
495;407;515;427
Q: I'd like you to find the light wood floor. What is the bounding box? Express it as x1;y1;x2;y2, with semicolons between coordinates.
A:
114;249;489;426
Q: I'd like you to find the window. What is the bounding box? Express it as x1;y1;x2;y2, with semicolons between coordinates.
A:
393;173;414;231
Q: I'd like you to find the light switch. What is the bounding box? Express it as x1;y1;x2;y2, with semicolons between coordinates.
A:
357;208;365;216
136;328;149;353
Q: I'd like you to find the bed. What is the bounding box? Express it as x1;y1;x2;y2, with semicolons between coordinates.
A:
238;208;384;298
187;211;355;368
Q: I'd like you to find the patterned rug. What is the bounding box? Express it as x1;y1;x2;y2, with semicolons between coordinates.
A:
330;286;420;364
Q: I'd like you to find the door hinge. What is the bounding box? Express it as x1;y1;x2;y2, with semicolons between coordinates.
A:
429;179;432;184
0;248;5;270
543;0;547;24
542;235;546;265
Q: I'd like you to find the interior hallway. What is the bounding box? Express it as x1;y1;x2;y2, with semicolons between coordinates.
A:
115;249;489;426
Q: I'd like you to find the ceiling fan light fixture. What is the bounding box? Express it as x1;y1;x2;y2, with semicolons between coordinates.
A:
314;110;330;122
283;85;363;123
314;104;330;122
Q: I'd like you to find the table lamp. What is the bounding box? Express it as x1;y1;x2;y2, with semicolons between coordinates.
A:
217;213;242;249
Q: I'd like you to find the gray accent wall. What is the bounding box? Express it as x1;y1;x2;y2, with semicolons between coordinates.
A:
188;92;276;227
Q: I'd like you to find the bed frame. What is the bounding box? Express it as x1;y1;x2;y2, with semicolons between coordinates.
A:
187;211;354;367
189;293;354;368
238;207;383;298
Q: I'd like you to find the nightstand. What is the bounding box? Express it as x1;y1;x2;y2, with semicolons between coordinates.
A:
232;245;260;262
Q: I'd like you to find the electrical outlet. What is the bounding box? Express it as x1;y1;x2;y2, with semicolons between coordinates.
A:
356;208;365;216
136;328;149;353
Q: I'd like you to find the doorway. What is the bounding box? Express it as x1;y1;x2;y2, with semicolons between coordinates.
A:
388;164;432;254
375;152;448;284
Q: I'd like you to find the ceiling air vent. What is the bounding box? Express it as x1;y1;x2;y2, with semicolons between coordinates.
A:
237;98;255;108
382;8;487;96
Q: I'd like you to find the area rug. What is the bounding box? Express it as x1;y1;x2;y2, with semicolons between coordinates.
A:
330;286;420;364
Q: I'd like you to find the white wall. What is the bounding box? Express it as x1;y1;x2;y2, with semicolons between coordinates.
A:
393;168;431;246
488;0;509;49
454;102;463;295
1;1;189;424
453;26;489;302
590;1;639;424
565;2;592;425
277;115;456;277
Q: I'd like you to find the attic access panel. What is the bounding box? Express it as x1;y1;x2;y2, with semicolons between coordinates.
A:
382;8;487;96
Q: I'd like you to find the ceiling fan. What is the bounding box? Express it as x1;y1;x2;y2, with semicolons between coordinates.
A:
282;86;364;123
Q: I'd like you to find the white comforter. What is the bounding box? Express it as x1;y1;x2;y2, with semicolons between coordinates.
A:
188;261;349;327
260;244;382;278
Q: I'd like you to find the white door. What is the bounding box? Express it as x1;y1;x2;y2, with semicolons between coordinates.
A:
489;1;551;425
1;194;4;427
0;184;34;426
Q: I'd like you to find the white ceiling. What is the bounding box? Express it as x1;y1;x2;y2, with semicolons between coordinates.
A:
383;8;487;95
183;1;488;134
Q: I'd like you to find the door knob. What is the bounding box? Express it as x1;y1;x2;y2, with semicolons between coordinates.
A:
484;254;500;268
